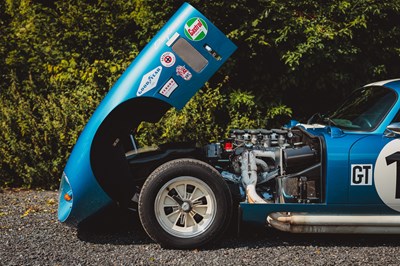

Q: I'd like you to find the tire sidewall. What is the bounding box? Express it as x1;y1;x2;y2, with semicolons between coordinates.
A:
138;158;232;249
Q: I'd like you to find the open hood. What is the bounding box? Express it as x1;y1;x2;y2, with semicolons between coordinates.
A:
58;2;237;225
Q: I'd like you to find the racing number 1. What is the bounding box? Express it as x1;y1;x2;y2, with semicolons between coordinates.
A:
375;139;400;212
386;152;400;199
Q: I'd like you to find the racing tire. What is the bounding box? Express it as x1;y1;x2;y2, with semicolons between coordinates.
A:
138;158;233;249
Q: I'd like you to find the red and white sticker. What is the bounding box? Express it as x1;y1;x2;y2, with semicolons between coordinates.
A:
160;52;176;67
159;78;178;98
176;65;192;81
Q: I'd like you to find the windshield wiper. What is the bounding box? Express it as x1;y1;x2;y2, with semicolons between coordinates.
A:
307;113;323;124
323;116;338;127
307;113;339;127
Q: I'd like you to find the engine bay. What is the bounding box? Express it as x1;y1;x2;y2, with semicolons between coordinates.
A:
206;126;324;204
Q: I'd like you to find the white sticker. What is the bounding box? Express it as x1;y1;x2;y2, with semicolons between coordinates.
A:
166;32;180;47
176;65;192;81
351;164;373;185
375;139;400;212
159;78;178;98
160;52;176;67
137;66;162;96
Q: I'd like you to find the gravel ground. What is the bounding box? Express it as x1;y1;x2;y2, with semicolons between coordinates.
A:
2;189;400;265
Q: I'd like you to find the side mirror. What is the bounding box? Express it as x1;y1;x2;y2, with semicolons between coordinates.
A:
384;122;400;137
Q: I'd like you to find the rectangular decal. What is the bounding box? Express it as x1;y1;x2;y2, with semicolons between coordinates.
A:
351;164;373;185
166;32;180;47
172;38;208;73
159;78;178;98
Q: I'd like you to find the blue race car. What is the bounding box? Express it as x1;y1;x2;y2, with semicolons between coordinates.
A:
58;2;400;249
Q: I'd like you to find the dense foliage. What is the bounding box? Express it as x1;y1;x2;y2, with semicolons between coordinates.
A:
1;0;400;188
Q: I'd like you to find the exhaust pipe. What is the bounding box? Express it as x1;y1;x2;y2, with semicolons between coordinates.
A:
268;212;400;234
241;150;266;203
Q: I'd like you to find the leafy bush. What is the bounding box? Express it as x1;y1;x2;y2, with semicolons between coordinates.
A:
0;0;139;188
137;78;292;147
1;0;399;188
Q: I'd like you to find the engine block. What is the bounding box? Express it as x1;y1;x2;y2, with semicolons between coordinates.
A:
206;126;322;204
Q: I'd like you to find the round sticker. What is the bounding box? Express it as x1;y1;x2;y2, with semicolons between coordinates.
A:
374;139;400;212
160;52;176;67
184;17;208;41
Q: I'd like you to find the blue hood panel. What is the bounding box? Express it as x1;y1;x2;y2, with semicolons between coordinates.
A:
58;2;237;225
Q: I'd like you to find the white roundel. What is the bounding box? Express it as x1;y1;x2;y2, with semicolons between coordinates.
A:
160;52;176;67
374;139;400;212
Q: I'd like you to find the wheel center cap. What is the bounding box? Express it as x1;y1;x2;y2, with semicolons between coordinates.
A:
181;202;191;212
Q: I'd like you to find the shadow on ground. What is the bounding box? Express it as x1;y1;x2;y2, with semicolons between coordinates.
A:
77;204;400;249
77;204;152;245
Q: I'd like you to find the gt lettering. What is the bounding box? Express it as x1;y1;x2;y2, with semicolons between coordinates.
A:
351;164;373;185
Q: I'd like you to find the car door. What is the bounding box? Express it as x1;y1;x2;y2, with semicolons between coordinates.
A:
348;134;400;214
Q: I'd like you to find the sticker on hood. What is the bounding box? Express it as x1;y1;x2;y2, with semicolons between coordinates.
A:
137;66;162;96
160;52;176;67
159;78;178;98
176;65;192;81
184;17;208;41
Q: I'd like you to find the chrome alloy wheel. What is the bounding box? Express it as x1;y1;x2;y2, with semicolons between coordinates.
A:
154;176;217;238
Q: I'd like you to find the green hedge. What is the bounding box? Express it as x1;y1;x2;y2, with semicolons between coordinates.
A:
1;0;399;188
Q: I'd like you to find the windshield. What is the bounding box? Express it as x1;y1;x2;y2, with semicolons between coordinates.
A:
328;86;397;131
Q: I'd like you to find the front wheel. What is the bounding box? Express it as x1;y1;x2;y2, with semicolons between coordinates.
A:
138;158;232;249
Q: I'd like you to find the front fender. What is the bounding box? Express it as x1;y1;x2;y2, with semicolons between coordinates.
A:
58;2;237;225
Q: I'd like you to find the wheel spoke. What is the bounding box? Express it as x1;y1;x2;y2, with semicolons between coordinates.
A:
183;184;191;200
173;212;182;227
192;205;208;219
192;204;208;209
175;184;186;201
179;213;185;226
188;186;198;201
164;206;180;216
186;184;195;200
163;203;180;208
192;195;207;206
190;188;207;202
189;211;204;224
167;188;184;205
176;213;187;227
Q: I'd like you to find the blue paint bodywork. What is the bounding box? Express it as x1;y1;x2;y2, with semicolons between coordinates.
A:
241;80;400;224
58;2;237;225
57;2;400;238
